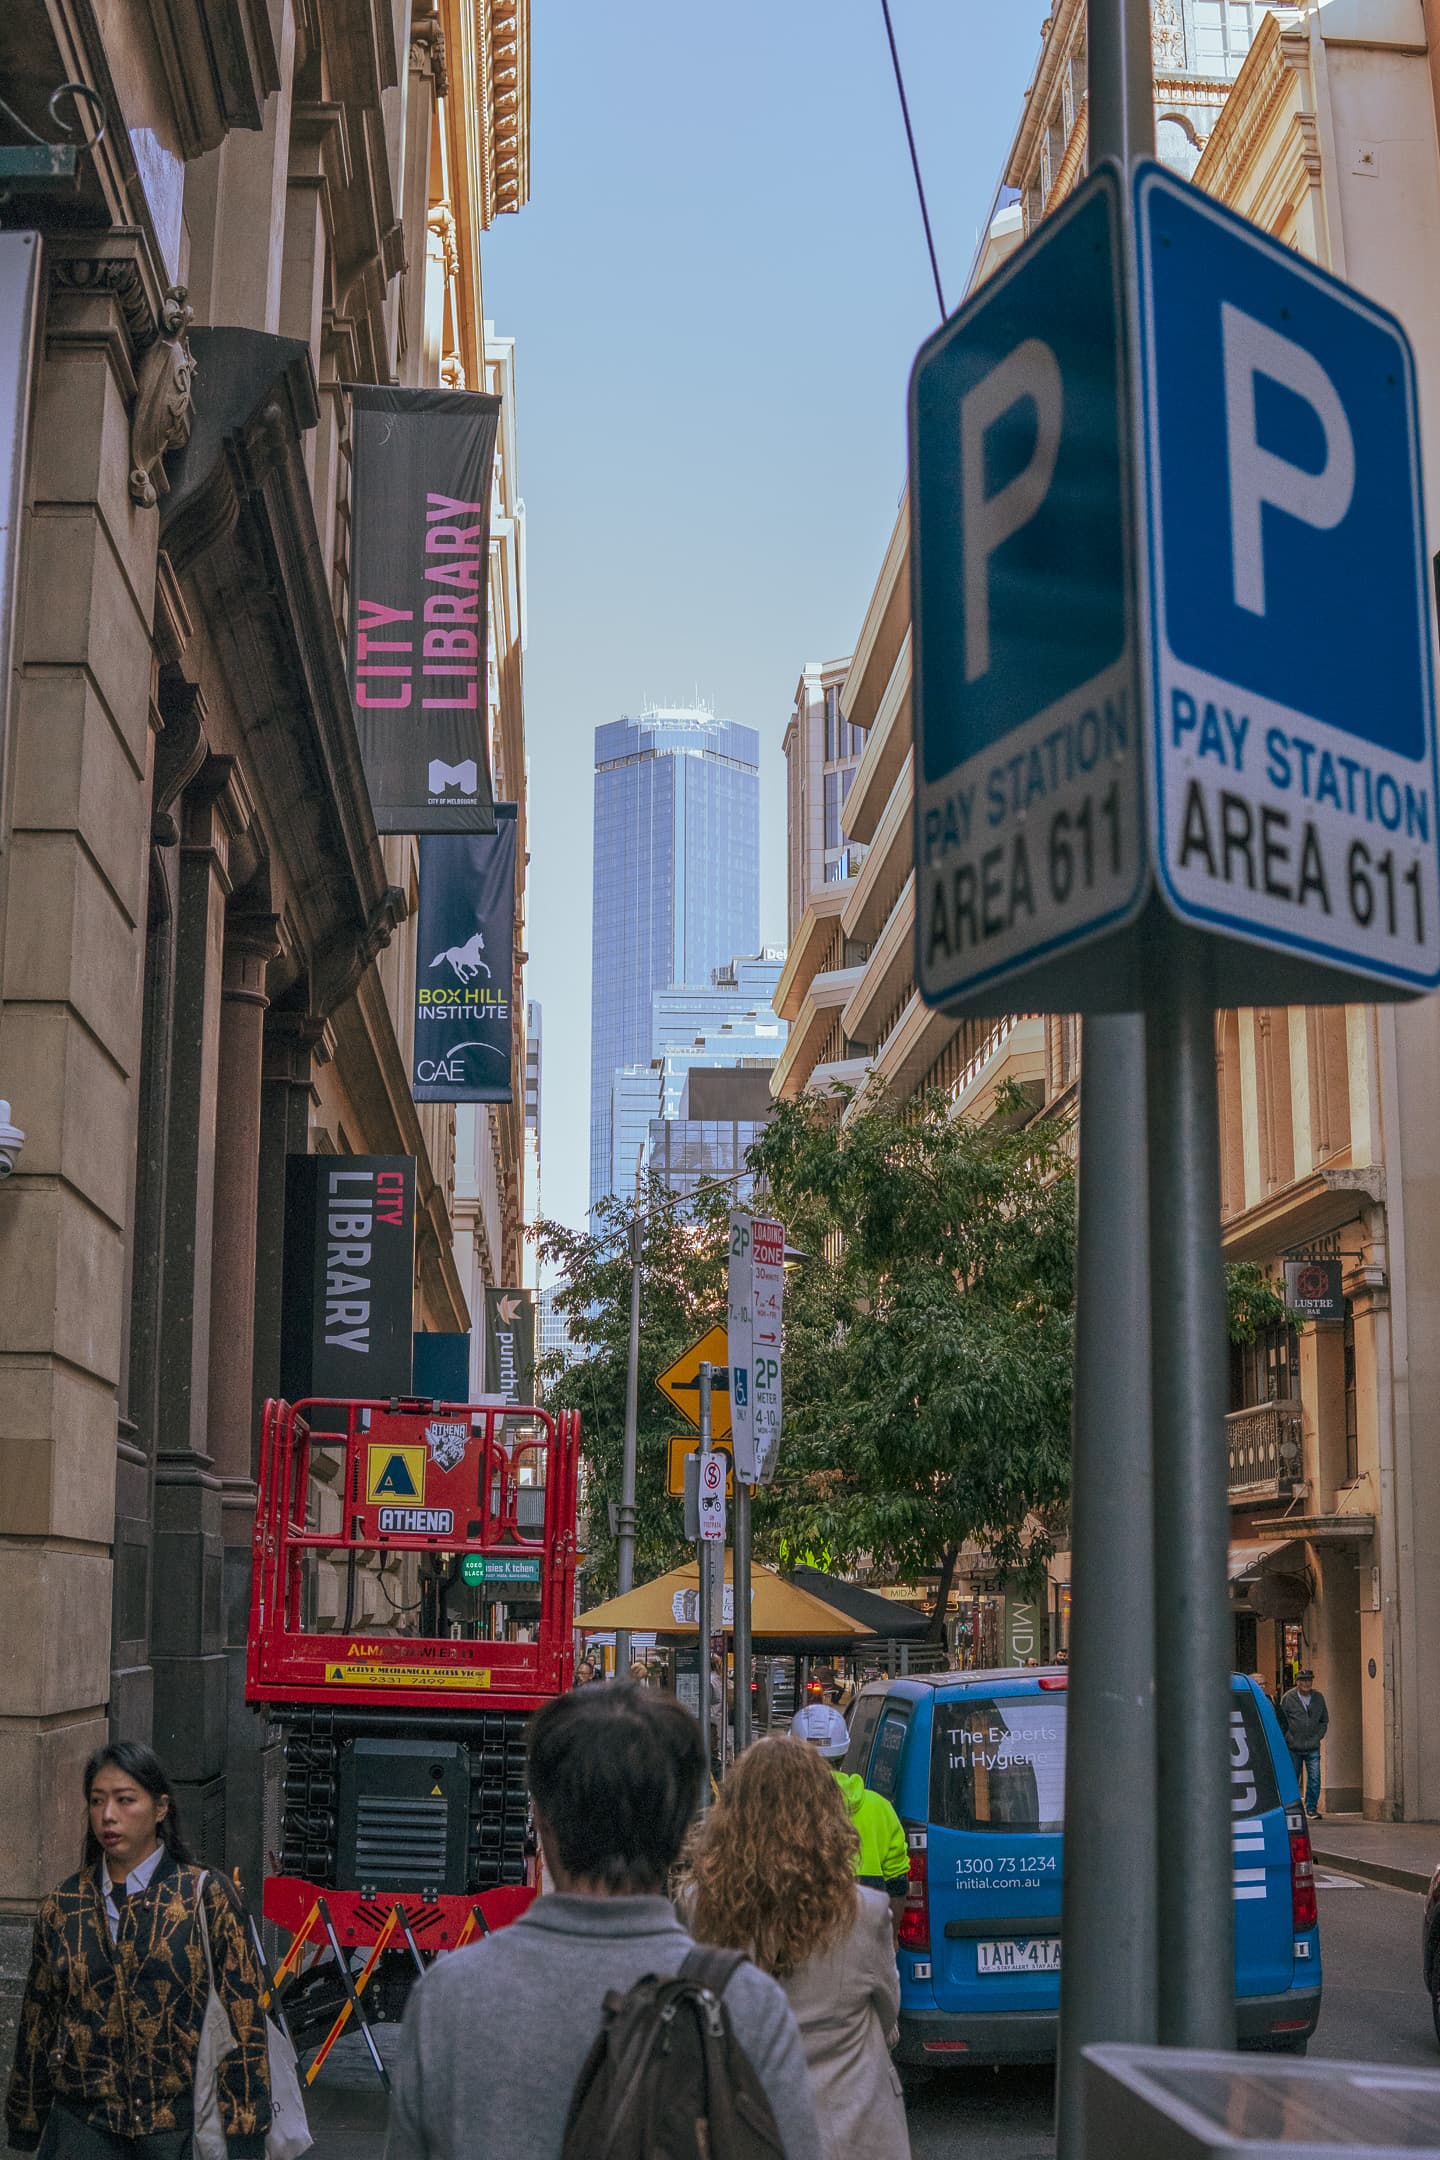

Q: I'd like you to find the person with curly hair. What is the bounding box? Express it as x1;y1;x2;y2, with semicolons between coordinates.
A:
682;1738;910;2160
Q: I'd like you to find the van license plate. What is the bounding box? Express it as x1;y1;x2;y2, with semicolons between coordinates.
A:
977;1939;1061;1975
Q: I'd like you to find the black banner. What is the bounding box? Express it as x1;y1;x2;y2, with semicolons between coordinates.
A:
413;807;517;1101
280;1155;417;1404
346;385;500;833
484;1288;536;1407
1284;1256;1345;1323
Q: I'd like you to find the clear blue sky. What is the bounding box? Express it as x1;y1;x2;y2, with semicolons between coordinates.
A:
481;0;1051;1238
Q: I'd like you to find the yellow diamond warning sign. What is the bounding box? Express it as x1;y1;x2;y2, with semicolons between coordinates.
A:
323;1662;490;1690
366;1444;426;1504
655;1325;732;1440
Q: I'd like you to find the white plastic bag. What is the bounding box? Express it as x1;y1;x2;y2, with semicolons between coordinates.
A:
192;1871;314;2160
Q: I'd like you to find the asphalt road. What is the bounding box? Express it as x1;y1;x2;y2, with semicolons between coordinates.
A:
305;1871;1437;2159
904;1871;1437;2158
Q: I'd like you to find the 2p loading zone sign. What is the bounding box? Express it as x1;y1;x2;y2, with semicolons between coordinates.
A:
911;161;1440;1013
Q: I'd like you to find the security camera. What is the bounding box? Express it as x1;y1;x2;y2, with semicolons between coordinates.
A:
0;1101;24;1181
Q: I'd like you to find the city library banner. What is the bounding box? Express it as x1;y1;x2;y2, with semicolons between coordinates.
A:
346;384;500;833
413;806;517;1102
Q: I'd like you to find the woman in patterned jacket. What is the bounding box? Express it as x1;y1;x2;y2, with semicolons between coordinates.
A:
5;1742;272;2158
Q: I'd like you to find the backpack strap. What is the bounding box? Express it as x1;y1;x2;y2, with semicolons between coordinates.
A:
679;1945;749;1999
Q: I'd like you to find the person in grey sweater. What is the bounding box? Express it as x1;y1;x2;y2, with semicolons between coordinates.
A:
385;1684;822;2160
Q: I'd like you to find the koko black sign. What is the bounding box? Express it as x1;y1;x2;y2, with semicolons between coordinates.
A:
281;1155;417;1404
413;807;517;1102
346;384;500;834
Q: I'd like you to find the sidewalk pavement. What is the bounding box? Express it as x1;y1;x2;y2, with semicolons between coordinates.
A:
1309;1815;1440;1896
305;2027;395;2158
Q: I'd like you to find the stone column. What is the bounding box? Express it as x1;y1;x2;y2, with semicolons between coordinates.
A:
1347;1256;1392;1818
208;914;281;1510
251;1013;328;1428
0;244;164;2050
151;762;248;1857
206;914;282;1894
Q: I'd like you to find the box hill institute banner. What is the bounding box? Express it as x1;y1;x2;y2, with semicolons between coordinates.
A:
413;807;517;1102
346;384;500;833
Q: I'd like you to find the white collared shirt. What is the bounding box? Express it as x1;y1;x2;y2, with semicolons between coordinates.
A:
102;1843;165;1943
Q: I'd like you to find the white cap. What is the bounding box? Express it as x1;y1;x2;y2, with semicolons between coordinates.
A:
789;1703;850;1759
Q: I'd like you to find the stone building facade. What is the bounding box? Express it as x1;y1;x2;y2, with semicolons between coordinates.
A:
778;0;1440;1818
0;0;532;2034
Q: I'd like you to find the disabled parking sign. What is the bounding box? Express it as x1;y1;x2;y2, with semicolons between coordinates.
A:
911;160;1440;1012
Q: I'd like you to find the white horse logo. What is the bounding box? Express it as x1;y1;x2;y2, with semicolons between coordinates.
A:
431;931;491;983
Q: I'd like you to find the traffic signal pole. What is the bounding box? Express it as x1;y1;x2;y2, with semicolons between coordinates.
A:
1056;9;1160;2155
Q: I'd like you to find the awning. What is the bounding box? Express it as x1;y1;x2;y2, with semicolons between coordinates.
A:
1228;1540;1293;1582
786;1565;932;1642
578;1558;868;1640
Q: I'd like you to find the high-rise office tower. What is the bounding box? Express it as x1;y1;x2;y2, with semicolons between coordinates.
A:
589;702;760;1207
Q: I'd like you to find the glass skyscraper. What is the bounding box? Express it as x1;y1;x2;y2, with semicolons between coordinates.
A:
590;703;760;1208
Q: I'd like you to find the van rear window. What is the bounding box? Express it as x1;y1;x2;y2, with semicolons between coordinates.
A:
931;1698;1067;1832
928;1691;1280;1833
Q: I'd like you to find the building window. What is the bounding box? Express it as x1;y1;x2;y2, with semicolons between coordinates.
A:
1229;1318;1300;1412
1192;0;1260;77
824;685;841;762
1343;1300;1358;1481
824;768;842;850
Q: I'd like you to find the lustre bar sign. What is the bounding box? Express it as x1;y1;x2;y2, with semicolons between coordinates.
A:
282;1155;417;1402
346;385;500;833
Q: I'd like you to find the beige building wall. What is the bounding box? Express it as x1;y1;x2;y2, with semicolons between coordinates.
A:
0;0;534;2036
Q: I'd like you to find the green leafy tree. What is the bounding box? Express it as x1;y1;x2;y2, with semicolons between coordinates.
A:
541;1095;1301;1631
746;1085;1077;1629
534;1184;733;1604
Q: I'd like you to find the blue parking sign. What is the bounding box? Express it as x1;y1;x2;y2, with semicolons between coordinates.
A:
911;168;1146;1010
1136;164;1440;989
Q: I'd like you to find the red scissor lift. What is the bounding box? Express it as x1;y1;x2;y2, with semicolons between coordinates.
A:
246;1395;579;2081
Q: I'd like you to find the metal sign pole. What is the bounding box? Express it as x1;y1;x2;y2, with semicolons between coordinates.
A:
1149;939;1234;2047
615;1214;642;1676
1057;9;1158;2155
697;1361;714;1784
732;1477;752;1754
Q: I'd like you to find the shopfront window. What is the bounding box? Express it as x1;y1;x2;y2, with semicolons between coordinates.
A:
1229;1319;1300;1411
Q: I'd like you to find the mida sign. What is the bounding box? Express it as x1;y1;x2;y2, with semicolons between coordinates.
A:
911;160;1440;1015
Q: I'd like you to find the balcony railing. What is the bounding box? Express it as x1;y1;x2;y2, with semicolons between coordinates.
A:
1226;1399;1303;1503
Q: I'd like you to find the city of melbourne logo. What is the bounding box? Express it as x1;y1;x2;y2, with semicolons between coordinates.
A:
424;1418;469;1472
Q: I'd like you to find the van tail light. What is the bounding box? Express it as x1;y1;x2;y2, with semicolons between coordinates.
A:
897;1828;930;1952
1287;1804;1318;1932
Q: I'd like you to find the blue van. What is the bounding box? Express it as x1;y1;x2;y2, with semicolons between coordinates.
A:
843;1668;1320;2066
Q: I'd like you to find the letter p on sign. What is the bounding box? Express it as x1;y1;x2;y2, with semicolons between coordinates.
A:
961;339;1064;683
1221;302;1355;617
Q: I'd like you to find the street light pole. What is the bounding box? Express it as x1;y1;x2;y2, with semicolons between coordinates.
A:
1056;8;1159;2156
697;1361;715;1789
615;1213;643;1676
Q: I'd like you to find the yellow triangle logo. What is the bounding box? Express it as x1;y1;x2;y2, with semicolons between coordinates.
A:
431;1784;443;1796
366;1443;426;1503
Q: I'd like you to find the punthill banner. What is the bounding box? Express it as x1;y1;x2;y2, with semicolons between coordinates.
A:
412;806;517;1102
484;1288;536;1407
346;384;500;833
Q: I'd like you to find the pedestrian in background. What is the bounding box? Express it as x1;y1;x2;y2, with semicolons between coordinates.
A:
683;1738;910;2160
6;1742;271;2158
386;1684;820;2160
1278;1666;1329;1819
573;1658;598;1687
791;1710;911;1916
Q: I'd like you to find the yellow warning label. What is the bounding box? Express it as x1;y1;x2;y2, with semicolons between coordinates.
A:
324;1662;490;1690
365;1444;426;1505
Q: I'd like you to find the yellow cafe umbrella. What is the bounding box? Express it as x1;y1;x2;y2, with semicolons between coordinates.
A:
578;1556;870;1640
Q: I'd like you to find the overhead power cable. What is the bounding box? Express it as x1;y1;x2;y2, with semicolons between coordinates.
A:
880;0;947;322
